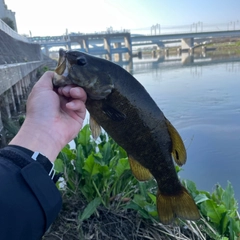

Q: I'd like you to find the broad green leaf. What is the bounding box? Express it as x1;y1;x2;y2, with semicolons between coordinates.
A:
203;199;226;224
228;218;240;240
222;182;236;210
77;124;92;146
54;158;64;172
133;194;147;208
78;197;101;221
101;142;112;164
194;193;209;204
115;158;130;177
61;146;75;160
183;179;198;197
144;204;157;215
83;154;100;176
220;212;229;235
75;144;85;174
147;193;156;204
98;165;110;178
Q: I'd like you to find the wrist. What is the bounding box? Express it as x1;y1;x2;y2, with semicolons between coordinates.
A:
9;119;62;162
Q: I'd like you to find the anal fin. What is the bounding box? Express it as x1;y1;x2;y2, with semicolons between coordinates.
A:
128;155;152;181
90;116;102;140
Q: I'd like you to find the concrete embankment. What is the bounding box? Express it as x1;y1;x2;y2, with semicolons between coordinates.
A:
0;29;55;145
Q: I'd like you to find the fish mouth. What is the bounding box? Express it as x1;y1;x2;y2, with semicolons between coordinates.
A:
55;58;69;77
53;49;72;86
55;49;69;76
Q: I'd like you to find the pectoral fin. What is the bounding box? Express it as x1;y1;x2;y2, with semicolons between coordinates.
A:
102;104;126;121
128;155;152;181
89;116;102;140
165;118;187;166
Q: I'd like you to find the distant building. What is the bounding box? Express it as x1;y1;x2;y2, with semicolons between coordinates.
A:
0;0;17;32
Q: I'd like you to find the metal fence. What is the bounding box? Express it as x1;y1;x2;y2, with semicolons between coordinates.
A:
0;19;28;42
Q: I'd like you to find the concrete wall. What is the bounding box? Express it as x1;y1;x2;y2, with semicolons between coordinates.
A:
0;0;17;31
0;29;41;64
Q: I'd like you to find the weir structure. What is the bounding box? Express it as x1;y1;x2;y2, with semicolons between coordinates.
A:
34;32;133;62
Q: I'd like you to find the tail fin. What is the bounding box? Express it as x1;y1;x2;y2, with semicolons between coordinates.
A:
156;186;200;225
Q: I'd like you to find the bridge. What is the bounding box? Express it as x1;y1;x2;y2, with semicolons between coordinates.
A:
28;29;240;61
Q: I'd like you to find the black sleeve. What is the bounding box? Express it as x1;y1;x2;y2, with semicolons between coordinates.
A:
0;146;62;240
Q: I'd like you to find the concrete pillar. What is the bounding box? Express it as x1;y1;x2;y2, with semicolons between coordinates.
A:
202;46;206;53
137;51;142;59
124;34;132;61
113;42;122;62
20;79;27;98
67;43;71;50
152;50;157;58
83;38;89;53
189;47;194;55
181;53;193;64
181;38;194;50
17;81;23;100
7;88;17;113
103;37;111;61
177;48;182;55
1;93;11;119
12;85;21;112
165;48;169;57
125;59;133;75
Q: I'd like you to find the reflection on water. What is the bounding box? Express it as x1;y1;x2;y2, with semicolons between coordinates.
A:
122;51;240;201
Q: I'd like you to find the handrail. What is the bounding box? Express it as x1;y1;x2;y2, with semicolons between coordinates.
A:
0;19;29;42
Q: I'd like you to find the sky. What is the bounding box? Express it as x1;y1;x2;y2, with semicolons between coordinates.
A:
4;0;240;37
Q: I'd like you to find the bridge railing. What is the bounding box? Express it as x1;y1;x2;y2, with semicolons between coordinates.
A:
0;19;29;42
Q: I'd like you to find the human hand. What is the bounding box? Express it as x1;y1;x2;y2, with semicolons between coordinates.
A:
10;71;87;161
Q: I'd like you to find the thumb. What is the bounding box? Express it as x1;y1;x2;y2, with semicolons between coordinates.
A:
34;71;55;90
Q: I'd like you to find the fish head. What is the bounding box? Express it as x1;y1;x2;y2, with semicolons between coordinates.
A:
53;49;114;100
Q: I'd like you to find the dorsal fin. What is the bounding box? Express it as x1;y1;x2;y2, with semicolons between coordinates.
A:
165;118;187;166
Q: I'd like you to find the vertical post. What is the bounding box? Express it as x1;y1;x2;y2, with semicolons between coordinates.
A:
113;42;122;62
8;88;17;114
12;85;21;112
103;37;111;60
124;33;132;61
1;93;11;119
83;38;89;53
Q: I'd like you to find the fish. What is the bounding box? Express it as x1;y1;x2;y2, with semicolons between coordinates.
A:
53;49;200;225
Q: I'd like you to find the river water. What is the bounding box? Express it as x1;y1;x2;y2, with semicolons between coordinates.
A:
122;51;240;202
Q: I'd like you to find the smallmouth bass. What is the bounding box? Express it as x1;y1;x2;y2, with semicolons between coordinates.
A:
53;49;200;224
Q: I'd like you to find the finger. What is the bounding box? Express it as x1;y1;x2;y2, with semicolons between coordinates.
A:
35;71;55;89
58;85;73;97
69;87;87;102
66;99;86;111
59;86;87;102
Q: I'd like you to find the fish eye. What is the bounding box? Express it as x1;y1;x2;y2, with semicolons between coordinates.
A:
76;57;87;66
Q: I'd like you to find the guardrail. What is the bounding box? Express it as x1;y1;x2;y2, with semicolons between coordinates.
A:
0;19;28;42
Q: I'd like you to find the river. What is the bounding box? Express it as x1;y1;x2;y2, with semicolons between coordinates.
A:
124;51;240;202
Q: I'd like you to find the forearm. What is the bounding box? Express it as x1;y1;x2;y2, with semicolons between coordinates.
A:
0;145;62;240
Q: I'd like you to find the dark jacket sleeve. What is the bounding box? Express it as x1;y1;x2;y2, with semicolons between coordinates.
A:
0;146;62;240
